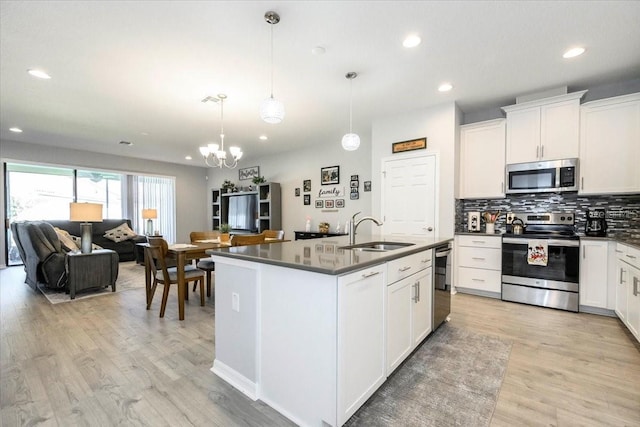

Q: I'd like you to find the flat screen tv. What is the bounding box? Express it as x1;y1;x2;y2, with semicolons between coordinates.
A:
228;194;258;232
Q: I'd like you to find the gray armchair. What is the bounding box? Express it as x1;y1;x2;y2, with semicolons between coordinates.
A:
11;221;119;297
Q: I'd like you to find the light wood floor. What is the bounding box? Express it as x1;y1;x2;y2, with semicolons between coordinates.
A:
1;265;639;426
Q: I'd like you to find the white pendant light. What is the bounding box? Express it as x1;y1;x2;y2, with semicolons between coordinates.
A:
260;11;285;124
341;72;360;151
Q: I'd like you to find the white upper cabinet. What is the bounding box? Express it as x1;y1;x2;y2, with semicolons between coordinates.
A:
459;119;506;199
579;93;640;195
503;91;587;164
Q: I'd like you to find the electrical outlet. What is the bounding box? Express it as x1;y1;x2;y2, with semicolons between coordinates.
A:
232;292;240;312
506;212;515;224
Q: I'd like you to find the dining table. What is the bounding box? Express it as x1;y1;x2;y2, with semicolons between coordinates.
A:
140;240;230;320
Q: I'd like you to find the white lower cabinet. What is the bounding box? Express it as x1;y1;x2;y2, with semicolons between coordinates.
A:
579;239;611;311
337;264;386;426
614;243;640;343
385;251;432;376
454;235;502;297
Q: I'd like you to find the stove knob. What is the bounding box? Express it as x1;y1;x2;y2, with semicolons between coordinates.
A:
567;215;572;221
560;216;566;221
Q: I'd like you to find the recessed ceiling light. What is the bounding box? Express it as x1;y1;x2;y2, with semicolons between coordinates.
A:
311;46;326;55
119;140;133;146
438;83;453;92
9;127;23;133
27;69;51;79
185;155;192;160
259;135;268;141
140;132;149;136
403;35;421;48
563;47;585;58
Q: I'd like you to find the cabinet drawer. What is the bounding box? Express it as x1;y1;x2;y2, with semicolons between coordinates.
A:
387;251;431;284
457;246;501;270
619;243;640;269
457;235;502;249
457;267;502;293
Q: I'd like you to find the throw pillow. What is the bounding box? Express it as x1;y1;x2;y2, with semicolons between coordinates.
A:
53;227;79;252
69;235;103;251
103;223;137;243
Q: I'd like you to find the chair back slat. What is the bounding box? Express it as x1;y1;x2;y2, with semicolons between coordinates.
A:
231;233;266;246
146;237;173;283
190;230;220;243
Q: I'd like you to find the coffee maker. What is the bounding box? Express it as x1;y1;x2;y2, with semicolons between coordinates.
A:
585;208;607;237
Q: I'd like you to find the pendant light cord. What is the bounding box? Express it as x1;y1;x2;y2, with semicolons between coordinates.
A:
220;97;225;150
349;78;353;133
269;24;274;98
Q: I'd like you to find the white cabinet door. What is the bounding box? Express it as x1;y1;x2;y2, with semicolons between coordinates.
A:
540;99;580;160
459;119;506;199
615;258;629;323
337;265;386;426
411;268;432;346
579;240;609;309
579;93;640;194
382;154;437;237
505;107;540;164
386;276;413;375
627;265;640;340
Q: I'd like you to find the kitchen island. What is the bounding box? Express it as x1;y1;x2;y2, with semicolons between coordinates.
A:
208;234;453;427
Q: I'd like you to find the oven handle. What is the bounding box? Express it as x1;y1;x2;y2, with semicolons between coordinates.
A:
502;237;579;247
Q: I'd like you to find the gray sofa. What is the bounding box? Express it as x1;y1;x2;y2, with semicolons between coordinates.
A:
46;219;146;262
11;221;119;294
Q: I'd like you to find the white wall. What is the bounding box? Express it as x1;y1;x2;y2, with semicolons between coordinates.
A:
0;139;209;267
371;102;459;238
205;135;374;240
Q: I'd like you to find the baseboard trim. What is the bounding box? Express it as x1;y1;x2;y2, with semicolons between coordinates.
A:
211;359;258;401
579;305;617;317
456;287;501;299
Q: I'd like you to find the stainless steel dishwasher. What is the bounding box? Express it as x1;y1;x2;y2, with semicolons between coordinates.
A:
433;243;452;330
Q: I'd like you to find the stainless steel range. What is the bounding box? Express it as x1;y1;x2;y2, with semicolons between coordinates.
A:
502;212;580;312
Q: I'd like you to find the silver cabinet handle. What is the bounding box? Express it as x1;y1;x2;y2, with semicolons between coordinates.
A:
581;177;584;190
626;254;637;260
536;146;539;159
472;278;485;282
412;283;419;302
501;181;504;192
634;277;638;296
583;246;585;259
541;145;544;158
472;257;486;261
362;271;380;278
620;267;626;284
420;258;430;264
471;240;486;244
398;266;412;272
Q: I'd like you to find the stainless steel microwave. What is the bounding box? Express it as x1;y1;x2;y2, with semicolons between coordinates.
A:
506;158;578;194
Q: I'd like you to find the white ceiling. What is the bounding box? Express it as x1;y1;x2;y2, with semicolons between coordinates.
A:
1;1;639;167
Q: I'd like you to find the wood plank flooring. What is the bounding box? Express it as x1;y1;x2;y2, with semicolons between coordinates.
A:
1;264;639;426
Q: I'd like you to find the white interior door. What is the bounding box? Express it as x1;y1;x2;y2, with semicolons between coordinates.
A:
382;154;437;237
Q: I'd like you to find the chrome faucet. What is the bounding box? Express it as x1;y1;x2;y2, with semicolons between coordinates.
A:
349;211;383;245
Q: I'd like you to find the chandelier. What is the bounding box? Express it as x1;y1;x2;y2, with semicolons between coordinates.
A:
342;72;360;151
199;94;243;168
260;11;285;124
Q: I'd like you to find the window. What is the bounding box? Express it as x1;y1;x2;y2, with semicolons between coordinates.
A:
129;175;176;241
77;169;123;218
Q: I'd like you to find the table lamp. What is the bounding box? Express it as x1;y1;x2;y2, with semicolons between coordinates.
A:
70;202;103;253
142;209;157;236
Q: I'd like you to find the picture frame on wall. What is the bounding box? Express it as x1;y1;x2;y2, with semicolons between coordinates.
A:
364;181;371;192
303;179;311;192
336;199;345;208
350;180;359;188
350;189;359;200
315;199;324;208
350;174;359;181
325;200;334;208
321;166;340;185
295;188;300;197
304;194;311;205
238;166;260;181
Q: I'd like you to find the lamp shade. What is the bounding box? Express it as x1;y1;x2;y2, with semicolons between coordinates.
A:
260;96;285;124
69;202;103;222
341;133;361;151
142;209;158;220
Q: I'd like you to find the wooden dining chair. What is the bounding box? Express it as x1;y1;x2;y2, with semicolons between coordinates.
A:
231;233;266;246
145;237;205;318
263;229;285;240
189;231;219;297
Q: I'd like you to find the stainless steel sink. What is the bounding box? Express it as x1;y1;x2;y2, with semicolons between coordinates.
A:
339;241;415;252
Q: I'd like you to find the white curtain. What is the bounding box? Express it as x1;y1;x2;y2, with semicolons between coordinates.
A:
129;175;176;242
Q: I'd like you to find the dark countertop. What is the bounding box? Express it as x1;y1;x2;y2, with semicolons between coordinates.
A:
207;234;453;275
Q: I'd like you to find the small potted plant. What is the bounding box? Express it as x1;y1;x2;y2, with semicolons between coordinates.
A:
319;222;330;233
219;223;231;242
252;176;266;185
221;179;235;193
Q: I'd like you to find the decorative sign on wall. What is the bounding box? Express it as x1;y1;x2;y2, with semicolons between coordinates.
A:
239;166;260;180
392;137;426;154
318;186;345;198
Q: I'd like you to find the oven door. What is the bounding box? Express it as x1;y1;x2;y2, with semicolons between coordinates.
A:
502;237;579;286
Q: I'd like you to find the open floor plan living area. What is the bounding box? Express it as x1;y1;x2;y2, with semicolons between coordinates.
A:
1;1;639;426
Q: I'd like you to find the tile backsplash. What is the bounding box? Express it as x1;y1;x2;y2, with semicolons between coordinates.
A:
456;193;640;238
